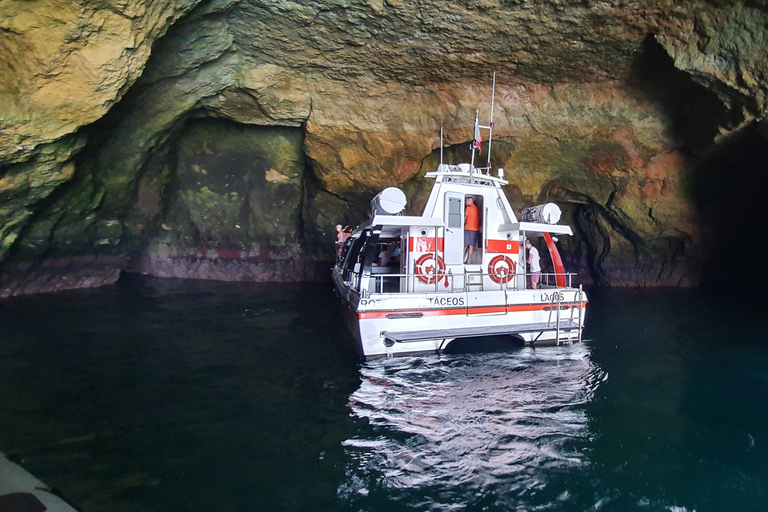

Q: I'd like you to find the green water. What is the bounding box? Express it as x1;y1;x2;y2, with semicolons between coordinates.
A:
0;276;766;511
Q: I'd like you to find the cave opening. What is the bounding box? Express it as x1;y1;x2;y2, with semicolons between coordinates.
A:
629;36;768;289
536;34;764;288
691;124;768;291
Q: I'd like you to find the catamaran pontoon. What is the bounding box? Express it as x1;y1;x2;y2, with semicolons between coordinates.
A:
332;80;587;359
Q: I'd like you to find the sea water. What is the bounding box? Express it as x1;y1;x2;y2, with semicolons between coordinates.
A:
0;276;766;512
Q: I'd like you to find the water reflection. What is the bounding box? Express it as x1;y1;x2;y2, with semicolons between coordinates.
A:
340;345;605;510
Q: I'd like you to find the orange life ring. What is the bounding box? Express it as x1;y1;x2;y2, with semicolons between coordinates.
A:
414;253;446;285
488;255;516;284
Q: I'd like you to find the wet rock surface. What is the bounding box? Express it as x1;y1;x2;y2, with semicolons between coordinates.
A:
2;0;768;294
131;119;315;281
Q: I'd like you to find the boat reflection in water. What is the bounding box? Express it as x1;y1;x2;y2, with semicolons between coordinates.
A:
340;343;606;509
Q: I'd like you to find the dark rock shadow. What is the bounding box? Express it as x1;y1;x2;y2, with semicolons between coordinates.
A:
532;35;750;287
443;335;525;354
628;36;768;289
628;35;738;155
691;125;768;290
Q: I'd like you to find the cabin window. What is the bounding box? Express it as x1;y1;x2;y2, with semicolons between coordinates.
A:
447;196;463;229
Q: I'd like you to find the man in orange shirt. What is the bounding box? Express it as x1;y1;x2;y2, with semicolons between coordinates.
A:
464;197;480;263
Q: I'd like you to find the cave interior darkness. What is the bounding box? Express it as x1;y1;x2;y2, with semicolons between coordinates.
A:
692;125;768;290
631;38;768;290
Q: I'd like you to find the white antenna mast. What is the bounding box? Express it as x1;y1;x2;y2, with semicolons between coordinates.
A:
487;72;496;168
440;126;444;170
470;109;478;174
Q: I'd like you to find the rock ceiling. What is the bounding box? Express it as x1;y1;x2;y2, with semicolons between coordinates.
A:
2;0;768;294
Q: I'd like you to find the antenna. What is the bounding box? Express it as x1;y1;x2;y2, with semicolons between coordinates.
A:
470;110;479;174
487;72;496;168
440;126;444;170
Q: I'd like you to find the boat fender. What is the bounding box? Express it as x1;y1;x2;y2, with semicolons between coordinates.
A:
488;255;515;284
414;254;447;286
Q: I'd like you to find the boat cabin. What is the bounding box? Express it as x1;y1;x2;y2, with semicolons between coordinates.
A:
336;163;574;299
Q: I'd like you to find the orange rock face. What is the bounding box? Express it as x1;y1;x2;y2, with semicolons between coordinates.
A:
2;0;768;293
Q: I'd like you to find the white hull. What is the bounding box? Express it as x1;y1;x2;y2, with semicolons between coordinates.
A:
333;270;586;359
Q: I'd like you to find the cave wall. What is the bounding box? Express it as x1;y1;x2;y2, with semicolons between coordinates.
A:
133;119;311;281
3;0;768;295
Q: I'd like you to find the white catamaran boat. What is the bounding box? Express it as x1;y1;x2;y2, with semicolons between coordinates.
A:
333;82;587;359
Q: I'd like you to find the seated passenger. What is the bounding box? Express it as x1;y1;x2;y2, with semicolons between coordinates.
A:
378;247;391;267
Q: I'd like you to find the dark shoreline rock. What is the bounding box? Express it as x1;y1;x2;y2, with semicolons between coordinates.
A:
0;256;128;298
130;250;331;283
0;256;334;298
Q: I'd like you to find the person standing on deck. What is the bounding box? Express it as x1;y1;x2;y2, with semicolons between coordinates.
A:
526;239;541;289
464;197;480;263
335;225;344;257
335;224;349;258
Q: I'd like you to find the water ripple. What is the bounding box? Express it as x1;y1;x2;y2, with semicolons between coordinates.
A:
340;345;605;510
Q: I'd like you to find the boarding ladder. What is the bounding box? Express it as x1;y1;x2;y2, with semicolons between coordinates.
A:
547;284;585;346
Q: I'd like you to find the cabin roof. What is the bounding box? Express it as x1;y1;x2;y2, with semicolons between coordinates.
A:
352;214;445;236
504;222;573;237
371;215;444;227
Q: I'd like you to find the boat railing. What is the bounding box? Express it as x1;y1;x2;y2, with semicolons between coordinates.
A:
364;269;578;295
538;272;578;289
546;284;585;345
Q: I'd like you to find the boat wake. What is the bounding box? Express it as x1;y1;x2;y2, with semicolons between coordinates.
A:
339;345;606;510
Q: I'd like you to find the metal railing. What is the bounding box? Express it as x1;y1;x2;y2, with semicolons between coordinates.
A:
538;272;577;289
361;270;578;295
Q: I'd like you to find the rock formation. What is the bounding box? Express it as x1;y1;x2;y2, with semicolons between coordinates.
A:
2;0;768;295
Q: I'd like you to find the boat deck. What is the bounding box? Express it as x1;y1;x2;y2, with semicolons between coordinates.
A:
382;320;581;343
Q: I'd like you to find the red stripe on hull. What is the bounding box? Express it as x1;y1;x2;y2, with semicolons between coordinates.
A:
358;302;587;319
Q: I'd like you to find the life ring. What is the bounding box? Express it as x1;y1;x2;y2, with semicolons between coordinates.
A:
488;255;516;284
414;253;447;286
